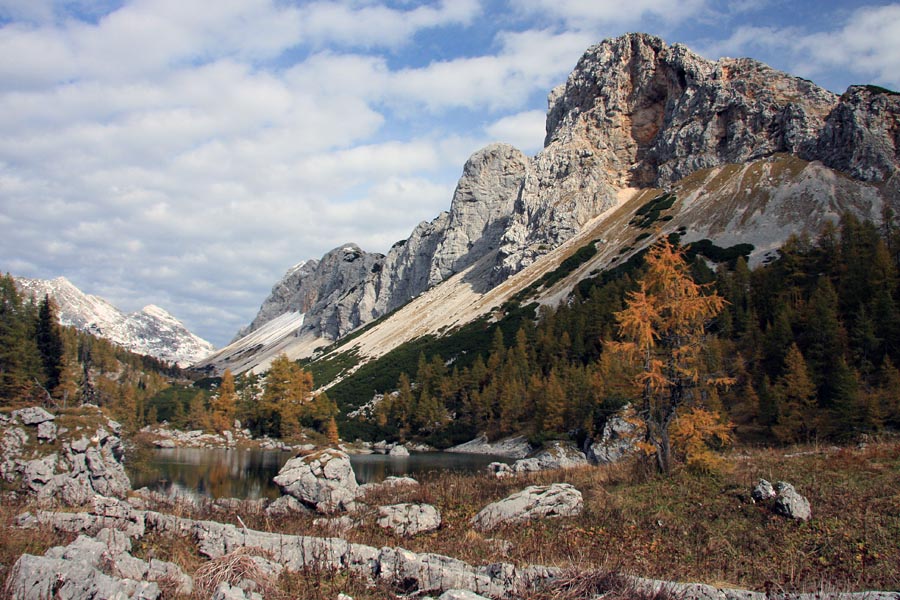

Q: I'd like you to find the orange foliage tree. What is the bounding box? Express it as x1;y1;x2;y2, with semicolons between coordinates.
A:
608;237;733;474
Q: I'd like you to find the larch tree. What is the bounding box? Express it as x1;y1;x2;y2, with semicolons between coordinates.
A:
261;354;314;438
210;368;238;431
608;237;733;474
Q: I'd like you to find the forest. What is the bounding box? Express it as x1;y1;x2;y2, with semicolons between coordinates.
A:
355;211;900;450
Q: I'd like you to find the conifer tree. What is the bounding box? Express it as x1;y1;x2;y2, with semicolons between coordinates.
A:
262;354;314;438
771;343;817;443
210;369;238;431
326;416;340;446
609;237;732;474
35;294;64;394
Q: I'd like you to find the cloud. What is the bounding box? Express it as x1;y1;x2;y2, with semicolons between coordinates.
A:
485;110;547;154
699;4;900;91
515;0;710;29
295;0;481;48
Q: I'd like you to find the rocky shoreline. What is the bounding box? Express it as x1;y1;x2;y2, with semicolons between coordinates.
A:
2;406;897;600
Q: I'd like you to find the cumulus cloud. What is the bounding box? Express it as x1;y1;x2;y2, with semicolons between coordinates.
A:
485;110;547;154
700;4;900;91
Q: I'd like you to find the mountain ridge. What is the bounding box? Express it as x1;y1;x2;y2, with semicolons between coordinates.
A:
14;275;214;367
197;32;899;376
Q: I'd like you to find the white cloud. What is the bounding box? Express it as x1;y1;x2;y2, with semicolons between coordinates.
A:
485;110;547;154
296;0;481;48
700;4;900;91
516;0;710;28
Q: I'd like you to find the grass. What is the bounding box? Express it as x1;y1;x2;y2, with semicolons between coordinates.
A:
2;442;899;598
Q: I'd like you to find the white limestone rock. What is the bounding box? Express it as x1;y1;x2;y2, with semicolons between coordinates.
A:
273;449;359;513
587;414;636;464
12;407;55;425
377;503;441;536
509;441;589;473
471;483;584;531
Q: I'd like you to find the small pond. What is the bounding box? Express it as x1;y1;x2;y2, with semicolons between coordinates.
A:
127;448;511;500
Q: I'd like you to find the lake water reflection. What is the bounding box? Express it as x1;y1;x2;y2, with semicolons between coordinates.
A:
128;448;510;500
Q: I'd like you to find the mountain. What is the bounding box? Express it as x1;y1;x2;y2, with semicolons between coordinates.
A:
14;276;214;367
197;32;899;376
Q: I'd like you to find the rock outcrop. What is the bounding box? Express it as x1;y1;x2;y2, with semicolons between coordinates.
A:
273;449;359;513
470;483;584;531
376;503;442;537
0;405;130;506
17;499;899;600
587;413;637;464
200;33;900;376
5;527;192;600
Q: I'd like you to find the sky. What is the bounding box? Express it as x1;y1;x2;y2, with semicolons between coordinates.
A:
1;0;899;348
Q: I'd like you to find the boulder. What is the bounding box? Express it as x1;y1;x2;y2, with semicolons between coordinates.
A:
507;441;589;474
471;483;584;531
388;444;410;457
486;462;514;478
273;449;359;513
751;479;777;502
587;414;636;464
773;482;811;521
377;503;441;536
36;421;57;442
12;406;55;425
264;495;309;518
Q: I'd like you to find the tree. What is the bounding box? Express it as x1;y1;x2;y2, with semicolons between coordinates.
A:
209;369;238;431
771;343;817;443
35;295;64;394
261;354;314;438
608;238;732;474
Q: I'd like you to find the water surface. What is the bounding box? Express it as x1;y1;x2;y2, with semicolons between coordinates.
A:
128;448;510;500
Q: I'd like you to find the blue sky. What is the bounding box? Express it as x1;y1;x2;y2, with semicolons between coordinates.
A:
1;0;898;348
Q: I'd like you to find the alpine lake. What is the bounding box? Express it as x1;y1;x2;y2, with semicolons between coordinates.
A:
127;448;512;500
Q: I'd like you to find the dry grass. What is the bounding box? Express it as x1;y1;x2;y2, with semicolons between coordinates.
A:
0;497;75;586
193;547;281;600
527;568;678;600
3;441;899;599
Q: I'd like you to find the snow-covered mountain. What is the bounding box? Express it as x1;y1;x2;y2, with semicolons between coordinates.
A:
197;32;899;376
15;276;214;367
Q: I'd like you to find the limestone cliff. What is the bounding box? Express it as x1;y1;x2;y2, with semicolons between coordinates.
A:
198;33;899;375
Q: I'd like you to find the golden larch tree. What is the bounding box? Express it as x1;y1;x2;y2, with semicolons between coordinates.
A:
608;237;733;474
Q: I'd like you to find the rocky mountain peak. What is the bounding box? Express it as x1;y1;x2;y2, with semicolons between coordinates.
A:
201;33;900;375
544;32;840;189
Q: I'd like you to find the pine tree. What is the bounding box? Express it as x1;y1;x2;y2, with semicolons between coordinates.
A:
608;237;732;474
0;274;41;403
